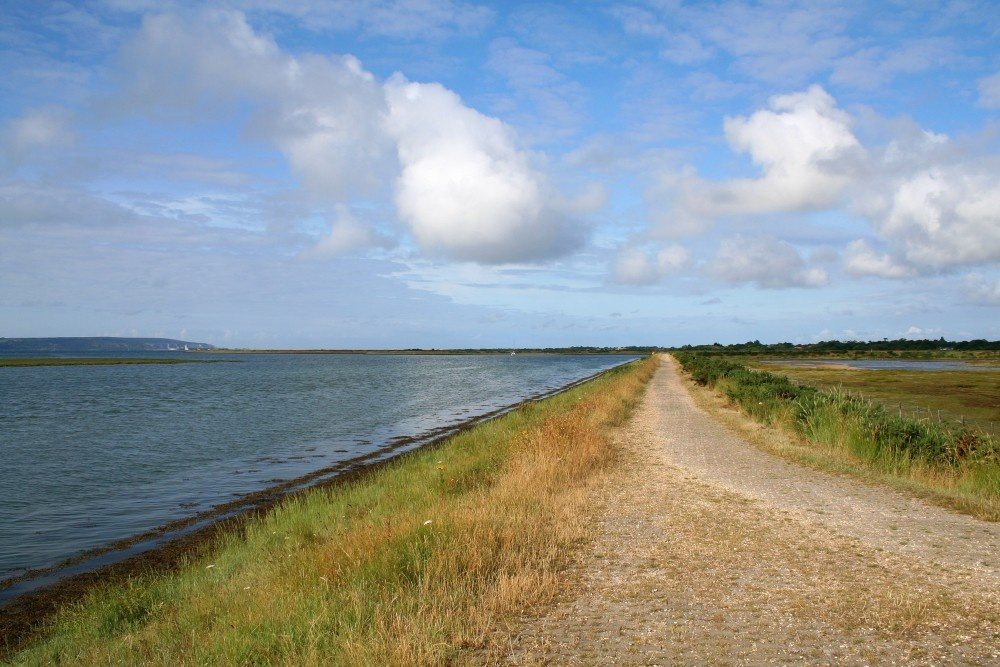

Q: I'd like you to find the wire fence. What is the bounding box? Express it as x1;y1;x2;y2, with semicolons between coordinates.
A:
783;381;998;438
883;400;997;438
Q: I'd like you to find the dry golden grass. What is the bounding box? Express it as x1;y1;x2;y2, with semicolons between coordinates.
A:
12;357;656;666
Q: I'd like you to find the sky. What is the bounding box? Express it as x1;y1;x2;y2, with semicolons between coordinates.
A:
1;0;998;348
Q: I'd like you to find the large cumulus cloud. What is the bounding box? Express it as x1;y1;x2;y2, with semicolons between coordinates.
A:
112;9;583;265
649;84;1000;284
384;77;580;263
854;155;1000;275
717;85;861;214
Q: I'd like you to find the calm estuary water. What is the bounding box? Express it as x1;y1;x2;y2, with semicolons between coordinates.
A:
0;353;635;585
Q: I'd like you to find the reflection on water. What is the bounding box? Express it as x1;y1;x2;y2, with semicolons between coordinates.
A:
0;353;635;581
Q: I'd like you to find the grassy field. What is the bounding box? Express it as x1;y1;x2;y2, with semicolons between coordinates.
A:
675;354;999;521
0;358;222;367
8;357;656;665
754;363;1000;436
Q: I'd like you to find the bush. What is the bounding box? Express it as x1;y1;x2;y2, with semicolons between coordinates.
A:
674;353;998;467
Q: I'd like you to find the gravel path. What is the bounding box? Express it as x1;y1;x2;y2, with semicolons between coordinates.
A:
500;356;999;665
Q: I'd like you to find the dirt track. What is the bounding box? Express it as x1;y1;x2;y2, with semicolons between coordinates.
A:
501;356;999;665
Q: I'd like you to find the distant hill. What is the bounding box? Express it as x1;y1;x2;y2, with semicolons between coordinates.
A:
0;337;216;353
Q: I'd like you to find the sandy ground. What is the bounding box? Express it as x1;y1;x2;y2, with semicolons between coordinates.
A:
499;356;999;666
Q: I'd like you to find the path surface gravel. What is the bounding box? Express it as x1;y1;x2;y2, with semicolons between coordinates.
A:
500;356;999;665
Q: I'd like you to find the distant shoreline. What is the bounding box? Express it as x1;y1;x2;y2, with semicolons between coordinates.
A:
0;357;229;367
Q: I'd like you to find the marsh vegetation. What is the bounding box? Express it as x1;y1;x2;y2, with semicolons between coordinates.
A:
753;361;999;437
675;353;999;520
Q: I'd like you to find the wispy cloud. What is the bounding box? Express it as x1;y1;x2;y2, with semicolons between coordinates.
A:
705;237;828;289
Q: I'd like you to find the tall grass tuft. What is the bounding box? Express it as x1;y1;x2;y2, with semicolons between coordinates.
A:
10;356;657;665
675;352;999;518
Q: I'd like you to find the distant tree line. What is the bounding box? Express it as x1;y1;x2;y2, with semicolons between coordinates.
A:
669;338;1000;356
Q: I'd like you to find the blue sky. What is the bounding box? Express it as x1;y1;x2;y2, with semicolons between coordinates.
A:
1;0;998;348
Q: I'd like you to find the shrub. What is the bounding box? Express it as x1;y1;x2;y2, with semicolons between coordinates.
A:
674;353;997;468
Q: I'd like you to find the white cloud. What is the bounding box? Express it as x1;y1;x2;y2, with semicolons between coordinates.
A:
384;76;582;263
830;38;955;90
0;183;140;228
613;247;659;285
115;9;583;265
977;71;1000;108
613;1;961;92
302;207;395;257
657;85;861;235
120;10;392;200
486;37;587;140
105;0;493;41
717;85;860;212
857;162;1000;273
611;5;713;65
903;325;942;337
118;10;290;111
251;54;392;199
613;244;690;285
2;106;74;168
242;0;494;40
650;85;1000;279
963;273;1000;305
706;237;828;289
656;244;690;274
4;106;73;149
843;239;914;278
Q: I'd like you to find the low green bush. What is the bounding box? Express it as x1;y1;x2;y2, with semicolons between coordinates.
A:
675;352;999;470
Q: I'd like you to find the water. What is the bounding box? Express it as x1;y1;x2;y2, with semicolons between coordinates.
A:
0;353;635;585
761;358;1000;371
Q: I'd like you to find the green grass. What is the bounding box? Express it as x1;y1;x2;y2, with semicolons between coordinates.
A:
9;357;657;665
0;358;224;367
751;363;999;435
675;353;999;520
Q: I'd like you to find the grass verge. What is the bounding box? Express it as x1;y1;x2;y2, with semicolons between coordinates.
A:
674;353;999;521
8;356;656;665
